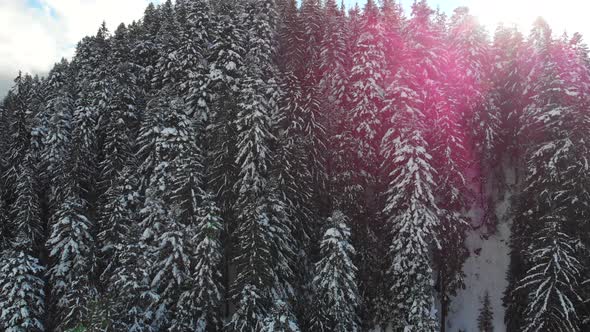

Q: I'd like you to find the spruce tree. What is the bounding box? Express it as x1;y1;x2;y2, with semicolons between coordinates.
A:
309;211;359;332
349;0;387;180
1;72;36;196
173;193;224;331
298;0;329;224
382;63;439;330
505;18;590;332
228;1;297;329
151;0;182;90
40;59;74;205
262;300;301;332
517;222;584;331
11;157;43;249
106;167;151;331
0;245;45;332
477;291;494;332
98;165;140;283
46;194;96;330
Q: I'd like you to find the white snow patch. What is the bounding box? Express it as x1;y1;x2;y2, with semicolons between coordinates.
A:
445;166;516;332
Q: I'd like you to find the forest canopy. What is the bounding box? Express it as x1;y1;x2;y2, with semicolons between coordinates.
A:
1;0;590;331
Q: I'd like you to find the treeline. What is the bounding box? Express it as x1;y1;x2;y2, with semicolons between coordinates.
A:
1;0;590;331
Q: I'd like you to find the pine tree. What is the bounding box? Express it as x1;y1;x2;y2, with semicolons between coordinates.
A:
300;0;328;202
276;0;303;75
383;129;439;331
309;211;359;332
107;174;152;332
320;0;351;202
207;0;244;216
0;246;45;332
173;193;224;331
349;0;388;180
40;59;75;204
151;0;182;90
517;222;584;331
139;160;191;329
477;291;494;332
228;190;296;331
47;194;96;330
11;157;43;249
228;1;297;329
505;19;590;332
99;22;141;191
382;62;439;329
98;165;140;283
181;0;214;121
1;72;36;196
262;300;301;332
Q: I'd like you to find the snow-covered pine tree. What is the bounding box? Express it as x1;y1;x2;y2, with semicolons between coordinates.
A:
145;195;190;330
349;0;388;181
40;59;75;205
309;211;359;332
0;243;45;332
71;81;98;200
206;3;247;312
506;18;590;332
106;169;151;332
180;0;213;122
228;190;296;332
47;193;96;330
71;31;109;201
228;1;298;329
441;17;490;308
136;95;167;193
320;0;351;202
98;165;140;284
151;0;182;91
517;221;584;331
346;2;391;326
138;101;196;329
207;0;244;207
276;0;303;75
136;88;190;193
1;72;36;197
99;22;141;191
299;0;328;211
380;0;403;74
496;26;531;332
383;127;440;331
382;62;440;330
262;300;301;332
272;70;316;329
477;291;493;332
133;2;162;94
11;156;43;250
173;193;224;331
174;0;188;29
169;112;204;231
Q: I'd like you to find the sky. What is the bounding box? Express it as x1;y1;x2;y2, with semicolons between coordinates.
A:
1;0;590;98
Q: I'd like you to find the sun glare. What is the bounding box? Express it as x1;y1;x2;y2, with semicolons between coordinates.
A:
468;0;588;37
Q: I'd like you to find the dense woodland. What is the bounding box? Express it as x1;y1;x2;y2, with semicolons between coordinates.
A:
1;0;590;331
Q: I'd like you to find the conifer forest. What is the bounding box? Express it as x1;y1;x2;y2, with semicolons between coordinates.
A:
2;0;590;331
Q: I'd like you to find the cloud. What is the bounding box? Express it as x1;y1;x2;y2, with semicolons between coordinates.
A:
0;0;160;98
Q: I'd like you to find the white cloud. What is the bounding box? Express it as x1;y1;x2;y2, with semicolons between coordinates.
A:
0;0;160;97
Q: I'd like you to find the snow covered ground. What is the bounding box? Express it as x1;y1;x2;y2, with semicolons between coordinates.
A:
445;167;515;332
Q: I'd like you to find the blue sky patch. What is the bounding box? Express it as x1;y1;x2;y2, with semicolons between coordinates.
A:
26;0;58;18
